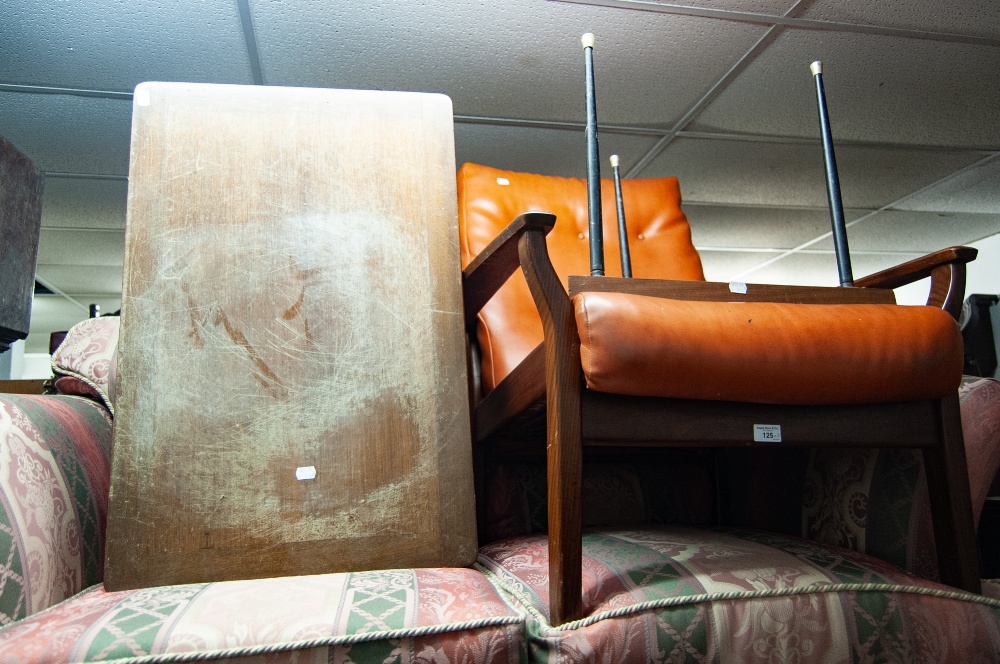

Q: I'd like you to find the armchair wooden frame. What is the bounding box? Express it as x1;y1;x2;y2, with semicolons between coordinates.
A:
463;211;981;625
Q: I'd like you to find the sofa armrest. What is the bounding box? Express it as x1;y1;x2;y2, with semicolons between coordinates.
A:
0;394;113;624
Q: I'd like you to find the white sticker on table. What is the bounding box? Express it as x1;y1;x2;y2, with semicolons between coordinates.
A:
753;424;781;442
295;465;317;480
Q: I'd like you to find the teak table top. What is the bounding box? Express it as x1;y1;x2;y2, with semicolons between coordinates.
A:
106;83;476;589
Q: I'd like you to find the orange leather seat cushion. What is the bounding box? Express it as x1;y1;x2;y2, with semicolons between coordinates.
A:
573;292;964;404
458;163;705;392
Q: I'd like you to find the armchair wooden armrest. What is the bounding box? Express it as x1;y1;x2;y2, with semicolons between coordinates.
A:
855;246;977;320
461;212;556;328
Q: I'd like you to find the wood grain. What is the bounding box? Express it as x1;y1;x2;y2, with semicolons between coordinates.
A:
569;276;896;304
462;212;555;329
853;246;976;290
106;83;476;590
854;246;976;321
922;395;982;592
0;379;47;395
520;226;583;625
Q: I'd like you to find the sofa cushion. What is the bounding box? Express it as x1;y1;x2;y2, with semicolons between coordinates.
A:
0;568;525;663
50;317;119;416
478;527;1000;662
572;292;963;404
0;395;113;625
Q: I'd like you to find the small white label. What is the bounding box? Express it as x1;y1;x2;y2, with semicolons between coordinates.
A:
729;281;748;294
135;88;151;107
753;424;781;442
295;465;317;480
496;177;510;186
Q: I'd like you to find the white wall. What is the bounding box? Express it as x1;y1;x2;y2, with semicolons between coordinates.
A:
21;353;54;380
966;233;1000;298
0;340;24;379
0;341;53;380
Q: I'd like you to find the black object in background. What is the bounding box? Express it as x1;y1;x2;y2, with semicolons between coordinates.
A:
960;294;999;378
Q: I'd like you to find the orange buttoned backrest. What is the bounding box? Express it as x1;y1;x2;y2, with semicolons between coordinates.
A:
457;162;705;393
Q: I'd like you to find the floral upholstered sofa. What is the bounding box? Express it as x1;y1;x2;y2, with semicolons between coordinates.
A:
1;315;1000;662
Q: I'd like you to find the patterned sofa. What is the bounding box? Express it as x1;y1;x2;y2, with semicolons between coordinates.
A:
1;316;999;662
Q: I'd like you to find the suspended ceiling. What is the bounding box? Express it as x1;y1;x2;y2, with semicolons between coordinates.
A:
2;0;999;353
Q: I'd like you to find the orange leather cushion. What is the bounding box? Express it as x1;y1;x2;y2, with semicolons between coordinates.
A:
573;292;964;404
458;163;704;392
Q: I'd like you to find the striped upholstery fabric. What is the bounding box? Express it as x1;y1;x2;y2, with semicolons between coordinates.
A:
802;376;1000;580
0;395;112;625
50;317;119;415
0;568;524;663
479;527;1000;662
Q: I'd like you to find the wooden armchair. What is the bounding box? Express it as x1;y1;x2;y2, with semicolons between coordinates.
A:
458;162;981;625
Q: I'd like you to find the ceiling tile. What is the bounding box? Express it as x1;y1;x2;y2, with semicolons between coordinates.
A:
642;136;990;208
37;229;125;267
801;0;1000;40
456;122;661;178
697;249;783;282
685;203;870;249
894;156;1000;213
1;0;253;90
680;0;801;12
814;209;1000;252
250;0;768;126
41;177;127;229
849;251;929;282
34;264;123;297
688;29;1000;149
0;92;132;174
733;249;924;285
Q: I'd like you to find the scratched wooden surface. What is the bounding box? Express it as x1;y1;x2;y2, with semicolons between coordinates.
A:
105;83;476;590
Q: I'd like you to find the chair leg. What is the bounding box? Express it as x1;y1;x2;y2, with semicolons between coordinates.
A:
922;394;981;593
519;224;585;624
546;363;584;625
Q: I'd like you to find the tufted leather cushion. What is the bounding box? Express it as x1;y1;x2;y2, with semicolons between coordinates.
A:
458;163;704;392
573;291;964;404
